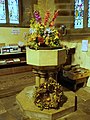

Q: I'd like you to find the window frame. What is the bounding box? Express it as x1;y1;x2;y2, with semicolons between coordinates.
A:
74;0;90;29
0;0;22;27
69;0;90;37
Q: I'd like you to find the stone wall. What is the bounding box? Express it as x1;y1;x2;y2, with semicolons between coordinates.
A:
61;40;90;87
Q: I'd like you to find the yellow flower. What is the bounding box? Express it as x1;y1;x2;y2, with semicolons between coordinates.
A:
45;36;49;45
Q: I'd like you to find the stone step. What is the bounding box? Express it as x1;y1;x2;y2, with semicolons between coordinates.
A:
57;110;90;120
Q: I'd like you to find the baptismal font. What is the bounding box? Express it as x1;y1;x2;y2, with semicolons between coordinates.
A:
16;9;75;120
26;47;67;111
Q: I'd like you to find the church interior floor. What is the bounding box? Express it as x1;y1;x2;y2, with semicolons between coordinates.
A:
0;86;90;120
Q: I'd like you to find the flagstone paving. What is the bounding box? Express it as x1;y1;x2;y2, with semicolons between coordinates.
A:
0;86;90;120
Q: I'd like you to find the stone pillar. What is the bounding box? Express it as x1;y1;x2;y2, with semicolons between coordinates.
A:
48;71;54;80
48;68;59;82
33;69;40;88
54;70;59;82
39;71;46;85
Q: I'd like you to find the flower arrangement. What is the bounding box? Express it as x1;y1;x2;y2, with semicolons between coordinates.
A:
25;10;62;50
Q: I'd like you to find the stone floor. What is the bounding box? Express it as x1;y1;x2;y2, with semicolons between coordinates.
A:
0;86;90;120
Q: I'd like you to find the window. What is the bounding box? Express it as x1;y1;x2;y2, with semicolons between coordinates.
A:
0;0;6;23
74;0;90;29
0;0;22;26
74;0;84;29
88;0;90;27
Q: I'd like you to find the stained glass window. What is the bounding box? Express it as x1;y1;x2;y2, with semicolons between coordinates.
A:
0;0;6;23
88;0;90;27
8;0;19;24
74;0;84;29
0;0;19;24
